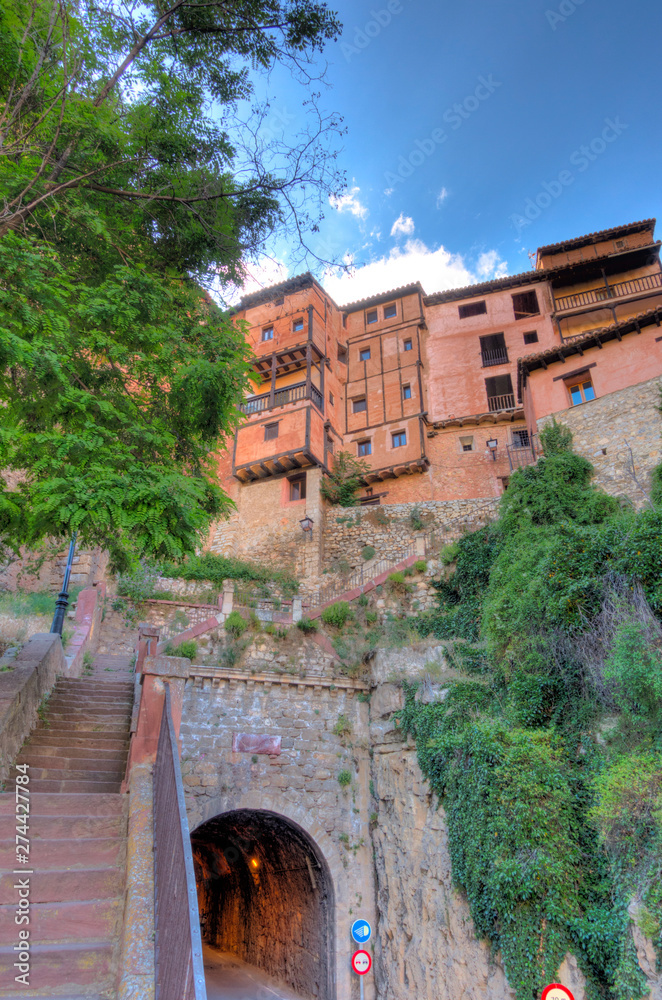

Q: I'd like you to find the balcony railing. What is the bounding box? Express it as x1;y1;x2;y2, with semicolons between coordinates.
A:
240;381;323;415
481;348;509;368
487;393;516;412
555;271;662;312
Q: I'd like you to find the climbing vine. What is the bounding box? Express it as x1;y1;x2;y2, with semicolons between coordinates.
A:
401;428;662;1000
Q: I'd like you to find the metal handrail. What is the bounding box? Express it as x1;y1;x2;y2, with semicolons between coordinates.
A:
240;380;324;415
153;684;207;1000
481;348;509;368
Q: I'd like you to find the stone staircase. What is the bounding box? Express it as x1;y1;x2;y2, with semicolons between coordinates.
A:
0;656;135;997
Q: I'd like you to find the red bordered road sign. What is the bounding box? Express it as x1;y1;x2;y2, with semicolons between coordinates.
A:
542;985;575;1000
351;950;371;975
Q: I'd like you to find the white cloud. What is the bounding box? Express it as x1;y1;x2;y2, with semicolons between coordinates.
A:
322;239;509;305
329;184;368;220
390;213;415;238
476;250;508;279
436;187;449;207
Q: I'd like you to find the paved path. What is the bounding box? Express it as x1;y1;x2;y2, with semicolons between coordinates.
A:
203;945;306;1000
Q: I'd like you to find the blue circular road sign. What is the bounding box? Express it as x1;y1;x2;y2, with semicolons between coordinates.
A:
351;919;372;944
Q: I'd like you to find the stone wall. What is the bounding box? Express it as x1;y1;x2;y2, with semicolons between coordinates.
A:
208;467;325;580
0;545;108;594
323;497;498;570
180;671;377;1000
538;375;662;507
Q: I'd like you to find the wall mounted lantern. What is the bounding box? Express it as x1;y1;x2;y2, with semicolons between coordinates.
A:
486;438;498;461
299;515;314;533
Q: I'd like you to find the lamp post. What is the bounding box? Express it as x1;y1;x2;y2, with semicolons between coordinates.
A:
299;515;314;535
486;438;498;461
50;532;77;636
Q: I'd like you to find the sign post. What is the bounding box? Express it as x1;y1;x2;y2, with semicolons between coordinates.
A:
351;920;372;1000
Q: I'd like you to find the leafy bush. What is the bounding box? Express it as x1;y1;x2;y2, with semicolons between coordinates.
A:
117;565;161;602
408;505;425;531
414;560;427;573
365;609;378;625
176;640;198;661
320;452;371;506
159;552;299;597
333;713;352;737
539;417;573;455
357;592;369;607
361;545;375;561
224;610;247;638
321;601;351;628
337;769;352;787
0;589;66;617
439;541;460;565
386;571;410;593
296;617;318;634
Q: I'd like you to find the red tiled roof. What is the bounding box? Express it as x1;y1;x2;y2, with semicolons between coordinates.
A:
536;219;656;256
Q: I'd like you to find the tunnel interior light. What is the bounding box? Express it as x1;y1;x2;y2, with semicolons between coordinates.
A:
250;858;259;869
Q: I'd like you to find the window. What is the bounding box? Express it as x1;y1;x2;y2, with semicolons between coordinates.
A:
458;300;487;319
403;339;413;351
460;436;474;452
523;331;539;345
568;378;596;405
479;333;508;367
264;422;279;441
392;431;406;448
329;392;334;405
402;384;412;400
261;326;274;341
365;488;373;497
358;440;372;456
352;397;367;413
359;348;371;362
485;374;515;412
615;239;625;250
384;303;397;319
512;429;530;449
512;290;540;320
499;476;510;491
292;317;304;332
289;474;306;501
367;309;378;324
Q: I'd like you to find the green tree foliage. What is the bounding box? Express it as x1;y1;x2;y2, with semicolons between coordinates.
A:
404;431;662;999
319;451;370;506
0;0;343;567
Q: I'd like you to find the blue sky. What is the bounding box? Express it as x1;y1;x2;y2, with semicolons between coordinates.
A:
234;0;662;305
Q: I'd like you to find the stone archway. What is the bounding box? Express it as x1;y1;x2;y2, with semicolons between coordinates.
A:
191;808;336;1000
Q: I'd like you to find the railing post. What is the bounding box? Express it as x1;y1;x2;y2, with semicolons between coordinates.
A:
136;624;161;676
127;655;191;770
221;579;234;616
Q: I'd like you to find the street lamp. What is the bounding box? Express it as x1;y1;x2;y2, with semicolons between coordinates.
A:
299;515;314;534
486;438;498;461
50;532;77;636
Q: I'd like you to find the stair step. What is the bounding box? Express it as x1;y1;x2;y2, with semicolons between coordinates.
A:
43;712;131;724
25;733;129;749
0;836;124;871
0;793;124;818
47;699;133;711
0;867;124;904
6;763;125;781
14;756;127;774
19;744;128;762
0;941;114;994
0;898;122;945
33;719;130;734
0;813;123;840
4;779;123;794
54;681;133;692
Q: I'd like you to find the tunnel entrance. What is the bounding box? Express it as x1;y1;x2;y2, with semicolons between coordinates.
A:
192;809;335;1000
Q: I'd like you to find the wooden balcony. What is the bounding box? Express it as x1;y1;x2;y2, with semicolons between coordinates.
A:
487;393;516;413
481;348;509;368
554;271;662;313
240;381;323;416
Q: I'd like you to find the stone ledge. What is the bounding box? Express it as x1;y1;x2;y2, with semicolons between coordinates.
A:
188;667;368;692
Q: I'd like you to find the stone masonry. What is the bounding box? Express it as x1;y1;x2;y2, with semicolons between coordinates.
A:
538;375;662;507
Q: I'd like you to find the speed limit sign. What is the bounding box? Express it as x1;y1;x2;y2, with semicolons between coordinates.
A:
351;950;371;975
542;985;575;1000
